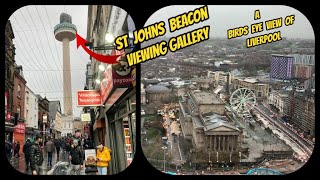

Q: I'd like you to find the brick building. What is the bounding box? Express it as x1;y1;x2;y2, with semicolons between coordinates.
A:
12;64;27;155
36;94;50;142
5;20;16;142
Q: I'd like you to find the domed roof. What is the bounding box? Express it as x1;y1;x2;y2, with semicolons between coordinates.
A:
146;85;170;93
60;13;72;23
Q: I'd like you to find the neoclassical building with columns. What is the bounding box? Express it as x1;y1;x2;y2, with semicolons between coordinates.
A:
179;90;242;162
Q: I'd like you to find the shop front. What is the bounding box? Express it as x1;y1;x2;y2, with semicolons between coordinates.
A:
25;127;36;141
98;62;136;175
5;124;14;142
13;122;26;155
104;88;136;174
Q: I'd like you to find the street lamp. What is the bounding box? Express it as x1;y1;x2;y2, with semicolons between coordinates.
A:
162;146;167;172
105;33;114;43
98;64;105;71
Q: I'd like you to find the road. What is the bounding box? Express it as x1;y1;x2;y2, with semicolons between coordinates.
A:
164;113;182;166
254;103;313;157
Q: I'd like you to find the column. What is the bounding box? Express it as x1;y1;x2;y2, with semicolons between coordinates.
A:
223;136;227;151
226;136;229;151
62;38;73;116
214;135;216;151
209;136;212;152
230;135;234;151
218;136;221;151
234;135;237;151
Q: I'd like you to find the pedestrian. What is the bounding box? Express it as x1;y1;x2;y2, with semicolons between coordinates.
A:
54;138;61;159
61;137;66;160
65;139;71;162
14;141;20;158
5;140;12;160
23;139;32;170
69;139;84;175
45;137;55;167
30;135;44;175
96;143;111;175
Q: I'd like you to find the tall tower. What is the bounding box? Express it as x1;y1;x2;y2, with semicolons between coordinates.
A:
54;13;77;116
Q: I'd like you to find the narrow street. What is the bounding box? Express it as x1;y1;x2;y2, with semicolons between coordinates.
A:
164;113;182;167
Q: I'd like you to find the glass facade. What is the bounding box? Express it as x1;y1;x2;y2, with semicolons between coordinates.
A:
104;88;136;174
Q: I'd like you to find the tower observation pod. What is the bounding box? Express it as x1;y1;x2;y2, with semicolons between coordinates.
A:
54;13;77;116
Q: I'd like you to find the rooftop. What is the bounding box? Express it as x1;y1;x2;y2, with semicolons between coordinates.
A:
243;77;259;83
191;91;224;105
170;81;185;86
271;54;295;57
146;85;170;93
192;116;203;129
202;113;239;132
48;101;61;119
274;90;291;96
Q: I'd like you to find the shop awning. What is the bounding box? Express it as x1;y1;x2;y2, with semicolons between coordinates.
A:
93;118;105;131
5;125;15;132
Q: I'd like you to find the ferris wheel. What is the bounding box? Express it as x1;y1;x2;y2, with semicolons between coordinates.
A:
230;88;256;114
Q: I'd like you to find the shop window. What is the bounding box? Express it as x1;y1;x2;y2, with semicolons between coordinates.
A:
129;94;136;111
118;102;127;117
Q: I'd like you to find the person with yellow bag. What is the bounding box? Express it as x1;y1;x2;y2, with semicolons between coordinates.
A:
96;143;111;175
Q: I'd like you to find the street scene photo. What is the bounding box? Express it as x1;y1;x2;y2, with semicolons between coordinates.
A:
141;6;315;175
5;5;137;175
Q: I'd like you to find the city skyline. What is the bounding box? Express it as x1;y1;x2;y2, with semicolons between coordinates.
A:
146;5;315;40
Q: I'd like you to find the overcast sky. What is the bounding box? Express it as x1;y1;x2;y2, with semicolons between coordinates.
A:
9;5;89;117
145;5;315;39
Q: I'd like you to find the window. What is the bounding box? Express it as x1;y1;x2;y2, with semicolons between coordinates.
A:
26;96;29;104
26;110;28;120
130;95;136;111
18;85;21;98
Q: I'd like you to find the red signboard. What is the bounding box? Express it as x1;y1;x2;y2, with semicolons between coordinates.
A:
77;90;102;107
14;122;26;134
100;65;114;104
99;51;135;104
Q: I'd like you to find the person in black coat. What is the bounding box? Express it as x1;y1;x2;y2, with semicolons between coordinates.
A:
69;139;84;175
30;135;44;175
5;140;13;159
14;141;20;158
23;139;32;170
54;139;61;158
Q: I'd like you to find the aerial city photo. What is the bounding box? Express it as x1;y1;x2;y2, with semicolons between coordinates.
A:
5;5;136;175
141;5;315;175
